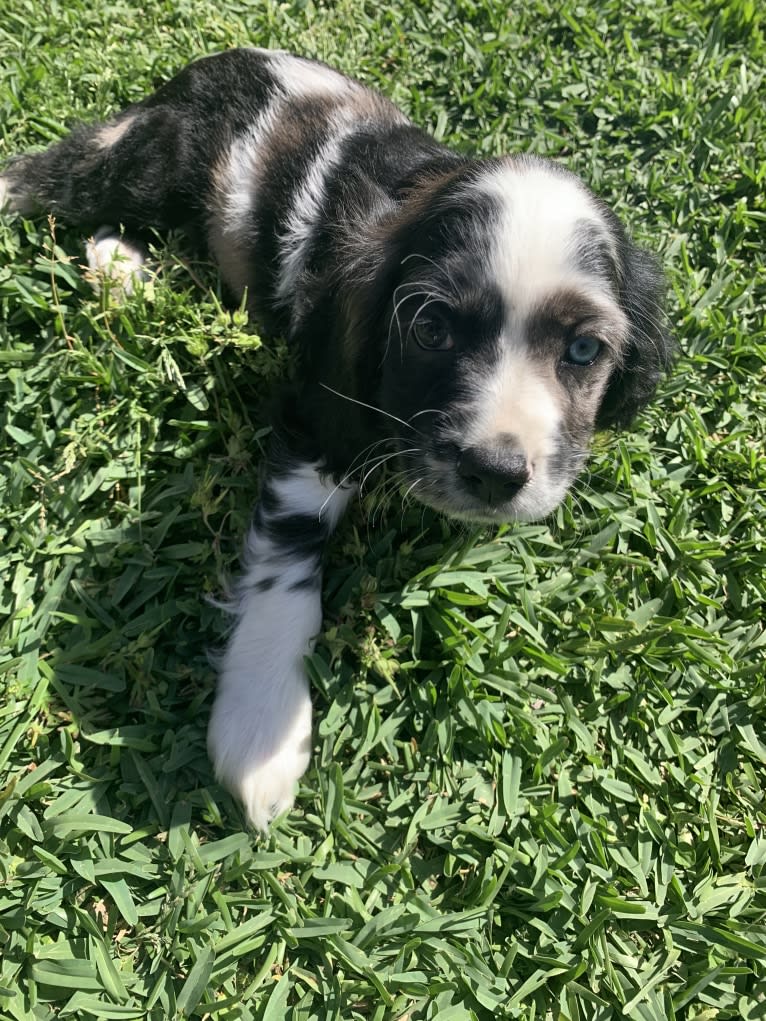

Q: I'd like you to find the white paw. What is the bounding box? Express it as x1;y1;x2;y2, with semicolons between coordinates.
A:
207;667;313;831
85;227;147;298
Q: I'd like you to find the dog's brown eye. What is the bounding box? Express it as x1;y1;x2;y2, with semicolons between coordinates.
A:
565;335;603;365
412;316;454;351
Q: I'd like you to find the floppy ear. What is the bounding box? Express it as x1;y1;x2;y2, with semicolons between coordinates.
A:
596;242;674;429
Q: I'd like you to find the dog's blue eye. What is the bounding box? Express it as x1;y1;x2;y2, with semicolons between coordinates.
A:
565;335;603;365
412;316;454;351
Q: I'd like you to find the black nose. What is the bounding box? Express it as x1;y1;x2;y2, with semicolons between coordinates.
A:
457;444;532;505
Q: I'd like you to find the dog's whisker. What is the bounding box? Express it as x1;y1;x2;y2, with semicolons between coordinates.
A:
319;382;419;434
359;447;420;492
371;467;428;525
401;252;459;297
401;476;424;504
318;437;398;518
388;285;447;360
408;407;445;423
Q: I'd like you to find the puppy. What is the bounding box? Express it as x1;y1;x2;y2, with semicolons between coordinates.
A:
0;48;672;829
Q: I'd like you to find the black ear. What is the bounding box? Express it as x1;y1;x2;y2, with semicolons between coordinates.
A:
596;241;674;430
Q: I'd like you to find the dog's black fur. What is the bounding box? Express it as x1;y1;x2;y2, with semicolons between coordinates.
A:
1;48;672;827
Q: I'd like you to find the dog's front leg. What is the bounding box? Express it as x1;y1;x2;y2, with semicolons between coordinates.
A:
208;447;354;830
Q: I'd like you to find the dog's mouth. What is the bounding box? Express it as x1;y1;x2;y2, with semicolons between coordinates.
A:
394;441;583;524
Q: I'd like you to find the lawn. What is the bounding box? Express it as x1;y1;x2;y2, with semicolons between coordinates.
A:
0;0;764;1018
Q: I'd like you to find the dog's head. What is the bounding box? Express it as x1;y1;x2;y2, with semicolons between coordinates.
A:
354;155;672;523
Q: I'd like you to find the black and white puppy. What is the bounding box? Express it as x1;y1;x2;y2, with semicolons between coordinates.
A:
0;49;671;829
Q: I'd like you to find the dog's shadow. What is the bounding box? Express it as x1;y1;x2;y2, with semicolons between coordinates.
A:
6;222;294;831
10;222;457;835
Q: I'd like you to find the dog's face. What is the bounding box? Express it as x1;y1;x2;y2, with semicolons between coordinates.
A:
372;156;670;523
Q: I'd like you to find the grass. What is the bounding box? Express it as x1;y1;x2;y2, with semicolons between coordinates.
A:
0;0;764;1017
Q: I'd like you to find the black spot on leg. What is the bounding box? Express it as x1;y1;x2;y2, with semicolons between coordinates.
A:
261;513;328;559
254;481;281;521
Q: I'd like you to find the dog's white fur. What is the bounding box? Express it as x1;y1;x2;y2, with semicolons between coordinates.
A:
85;227;148;297
208;464;354;830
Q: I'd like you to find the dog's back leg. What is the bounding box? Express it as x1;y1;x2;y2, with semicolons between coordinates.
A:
0;50;282;232
0;51;286;301
0;102;200;229
0;101;205;296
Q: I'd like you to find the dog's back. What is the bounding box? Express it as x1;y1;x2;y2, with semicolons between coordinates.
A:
0;49;448;334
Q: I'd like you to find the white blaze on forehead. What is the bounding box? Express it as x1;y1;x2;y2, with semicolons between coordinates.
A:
477;160;616;317
459;159;627;458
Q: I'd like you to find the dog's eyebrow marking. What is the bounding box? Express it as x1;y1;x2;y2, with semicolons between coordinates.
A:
527;288;629;348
